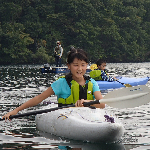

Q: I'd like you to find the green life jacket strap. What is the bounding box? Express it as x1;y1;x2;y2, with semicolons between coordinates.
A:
65;73;91;88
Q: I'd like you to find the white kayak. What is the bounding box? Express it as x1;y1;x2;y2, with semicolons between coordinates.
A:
35;106;124;142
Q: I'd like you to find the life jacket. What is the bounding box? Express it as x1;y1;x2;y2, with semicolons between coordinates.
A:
90;69;108;80
58;74;94;107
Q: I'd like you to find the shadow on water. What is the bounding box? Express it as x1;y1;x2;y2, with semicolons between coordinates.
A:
0;129;126;150
36;131;126;150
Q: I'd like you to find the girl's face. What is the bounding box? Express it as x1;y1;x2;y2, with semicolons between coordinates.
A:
98;63;106;71
68;58;87;80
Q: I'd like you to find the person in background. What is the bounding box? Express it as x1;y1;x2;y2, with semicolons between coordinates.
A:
90;59;118;81
2;48;105;120
54;41;63;67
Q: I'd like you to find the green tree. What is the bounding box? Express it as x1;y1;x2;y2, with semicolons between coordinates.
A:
1;23;34;64
0;0;150;64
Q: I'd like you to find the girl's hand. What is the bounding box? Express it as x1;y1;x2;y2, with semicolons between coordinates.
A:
2;109;18;120
75;99;85;107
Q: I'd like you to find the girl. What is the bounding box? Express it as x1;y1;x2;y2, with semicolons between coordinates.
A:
3;48;105;120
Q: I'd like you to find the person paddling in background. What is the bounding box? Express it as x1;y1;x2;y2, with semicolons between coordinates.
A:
90;59;118;81
3;48;105;120
54;41;63;67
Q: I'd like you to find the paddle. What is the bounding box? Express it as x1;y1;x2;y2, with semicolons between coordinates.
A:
0;101;99;121
0;85;150;121
90;64;132;87
101;85;150;109
115;79;132;87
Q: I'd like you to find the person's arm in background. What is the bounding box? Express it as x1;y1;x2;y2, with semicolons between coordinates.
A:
101;70;114;82
54;47;57;55
104;69;118;81
59;46;63;58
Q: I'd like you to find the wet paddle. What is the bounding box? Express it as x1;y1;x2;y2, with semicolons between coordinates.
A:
0;85;150;121
90;64;132;87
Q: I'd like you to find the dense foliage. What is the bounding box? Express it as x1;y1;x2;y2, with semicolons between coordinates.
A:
0;0;150;65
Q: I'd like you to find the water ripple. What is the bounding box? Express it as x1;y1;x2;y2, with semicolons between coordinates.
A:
0;63;150;149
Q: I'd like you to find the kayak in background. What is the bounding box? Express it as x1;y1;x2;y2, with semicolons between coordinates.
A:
35;106;124;142
97;76;149;90
40;63;91;74
41;66;70;74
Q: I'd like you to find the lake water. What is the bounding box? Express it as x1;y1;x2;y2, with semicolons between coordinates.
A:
0;63;150;150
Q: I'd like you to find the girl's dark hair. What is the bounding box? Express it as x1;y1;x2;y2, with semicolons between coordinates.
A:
96;59;106;66
67;48;88;64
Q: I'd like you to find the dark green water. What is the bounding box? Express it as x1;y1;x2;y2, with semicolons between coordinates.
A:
0;63;150;149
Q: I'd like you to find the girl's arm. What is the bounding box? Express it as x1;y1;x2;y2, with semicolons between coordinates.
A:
93;91;105;108
2;86;54;120
93;91;103;100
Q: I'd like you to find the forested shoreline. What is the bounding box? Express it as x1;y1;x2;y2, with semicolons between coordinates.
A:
0;0;150;65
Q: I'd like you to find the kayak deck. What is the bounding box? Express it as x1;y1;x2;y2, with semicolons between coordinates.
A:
35;106;124;142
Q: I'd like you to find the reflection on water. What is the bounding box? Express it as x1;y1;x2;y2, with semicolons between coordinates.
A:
0;63;150;149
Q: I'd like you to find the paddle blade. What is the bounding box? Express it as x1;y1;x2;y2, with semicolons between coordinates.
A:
124;84;132;87
101;85;150;109
90;64;98;70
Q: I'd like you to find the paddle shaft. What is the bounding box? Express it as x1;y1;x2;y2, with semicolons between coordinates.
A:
115;79;132;87
0;100;100;121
